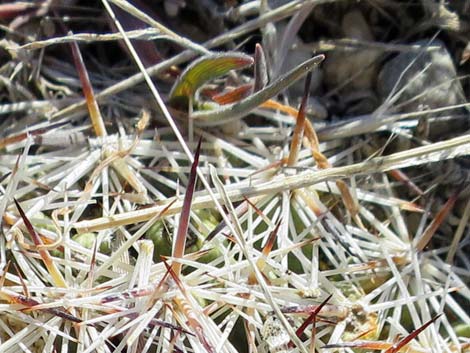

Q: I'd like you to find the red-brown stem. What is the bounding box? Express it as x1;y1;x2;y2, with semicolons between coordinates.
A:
383;314;442;353
416;190;461;251
287;72;311;166
69;34;107;137
172;137;202;276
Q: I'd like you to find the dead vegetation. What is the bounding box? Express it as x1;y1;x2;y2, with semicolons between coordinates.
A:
0;1;469;352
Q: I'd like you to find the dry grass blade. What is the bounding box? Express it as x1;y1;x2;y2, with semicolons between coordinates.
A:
317;103;470;141
18;28;165;50
446;198;470;263
272;2;315;76
0;121;68;149
108;0;210;55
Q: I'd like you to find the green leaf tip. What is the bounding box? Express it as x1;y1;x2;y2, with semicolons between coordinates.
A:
169;52;254;107
193;54;325;126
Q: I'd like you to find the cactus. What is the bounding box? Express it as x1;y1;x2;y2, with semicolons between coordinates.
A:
0;2;468;353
